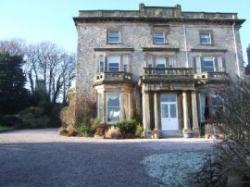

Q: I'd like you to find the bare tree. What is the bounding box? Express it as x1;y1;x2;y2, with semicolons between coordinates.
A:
0;38;75;106
0;38;25;56
25;42;75;104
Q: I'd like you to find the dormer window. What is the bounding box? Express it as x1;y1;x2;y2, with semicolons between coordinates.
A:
107;31;120;44
200;32;212;45
153;31;166;44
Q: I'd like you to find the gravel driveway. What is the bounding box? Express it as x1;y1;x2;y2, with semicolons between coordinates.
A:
0;129;214;187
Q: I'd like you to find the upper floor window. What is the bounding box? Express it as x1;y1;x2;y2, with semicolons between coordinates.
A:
153;31;166;44
107;56;120;72
98;55;105;73
200;32;212;45
123;55;129;72
107;31;120;44
155;57;166;74
193;56;225;73
201;57;215;72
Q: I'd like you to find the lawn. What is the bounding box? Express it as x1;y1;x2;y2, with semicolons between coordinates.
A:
0;124;14;132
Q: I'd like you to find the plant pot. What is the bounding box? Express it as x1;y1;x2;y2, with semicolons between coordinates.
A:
183;132;193;138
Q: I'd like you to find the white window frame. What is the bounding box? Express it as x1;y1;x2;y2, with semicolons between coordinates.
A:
107;55;120;72
107;31;120;44
168;56;176;68
97;93;102;119
106;93;121;123
200;32;212;45
155;57;166;68
98;55;105;73
217;56;224;72
153;31;166;45
122;55;129;72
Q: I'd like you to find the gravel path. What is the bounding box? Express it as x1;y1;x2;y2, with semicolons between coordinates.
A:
0;129;214;187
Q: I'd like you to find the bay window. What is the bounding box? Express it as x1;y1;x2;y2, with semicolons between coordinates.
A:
106;94;120;122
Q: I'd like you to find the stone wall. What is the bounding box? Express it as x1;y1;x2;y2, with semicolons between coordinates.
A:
75;20;245;122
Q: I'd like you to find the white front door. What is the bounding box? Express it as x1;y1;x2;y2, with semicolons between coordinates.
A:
161;94;179;131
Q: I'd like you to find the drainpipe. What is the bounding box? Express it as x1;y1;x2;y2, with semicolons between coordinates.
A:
198;92;202;137
183;24;189;68
232;22;241;77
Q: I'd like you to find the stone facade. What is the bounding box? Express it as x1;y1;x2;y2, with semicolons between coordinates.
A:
73;4;245;137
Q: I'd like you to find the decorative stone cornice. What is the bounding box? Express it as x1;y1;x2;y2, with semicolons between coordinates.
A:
73;4;245;26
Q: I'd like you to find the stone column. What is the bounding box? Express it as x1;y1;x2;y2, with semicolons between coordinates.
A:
191;91;200;136
154;93;160;130
120;93;125;121
142;89;151;137
182;91;189;130
103;91;106;123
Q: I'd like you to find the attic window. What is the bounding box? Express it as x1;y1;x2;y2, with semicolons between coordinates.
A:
200;32;212;45
153;31;166;44
107;31;120;44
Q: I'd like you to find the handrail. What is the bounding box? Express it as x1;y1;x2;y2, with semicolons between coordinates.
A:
144;67;194;75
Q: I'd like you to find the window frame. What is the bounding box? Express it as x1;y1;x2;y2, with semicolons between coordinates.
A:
98;55;105;73
155;56;167;74
107;55;120;72
106;93;121;123
153;31;166;45
201;57;215;72
122;55;129;72
107;30;121;44
200;31;212;45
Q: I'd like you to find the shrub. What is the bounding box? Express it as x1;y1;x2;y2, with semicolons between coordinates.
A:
19;106;44;117
117;120;137;135
89;118;101;135
95;123;108;136
135;124;144;138
104;126;122;139
18;106;51;128
75;122;89;136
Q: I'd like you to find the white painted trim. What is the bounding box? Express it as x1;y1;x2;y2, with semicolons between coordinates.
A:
107;55;121;72
105;93;121;123
98;55;105;73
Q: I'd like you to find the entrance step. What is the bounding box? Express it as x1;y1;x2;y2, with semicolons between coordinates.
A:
161;130;183;138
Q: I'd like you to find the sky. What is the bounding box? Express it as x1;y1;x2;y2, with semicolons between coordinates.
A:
0;0;249;63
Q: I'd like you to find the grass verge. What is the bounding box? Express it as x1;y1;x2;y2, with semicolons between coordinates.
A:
0;124;14;132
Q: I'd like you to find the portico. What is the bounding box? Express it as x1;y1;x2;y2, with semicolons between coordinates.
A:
140;67;199;137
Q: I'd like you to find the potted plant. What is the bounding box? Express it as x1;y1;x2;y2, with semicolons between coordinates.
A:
183;128;193;138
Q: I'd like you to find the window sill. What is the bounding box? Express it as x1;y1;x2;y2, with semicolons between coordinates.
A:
107;42;122;45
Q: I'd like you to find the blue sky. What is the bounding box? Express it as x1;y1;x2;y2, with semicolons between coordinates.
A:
0;0;249;62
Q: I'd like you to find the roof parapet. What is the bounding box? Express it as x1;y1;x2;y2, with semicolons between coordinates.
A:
75;3;244;25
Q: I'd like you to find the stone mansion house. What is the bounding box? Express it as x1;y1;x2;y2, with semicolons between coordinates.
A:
73;4;245;137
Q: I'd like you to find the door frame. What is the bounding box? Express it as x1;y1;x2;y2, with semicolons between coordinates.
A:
160;93;179;131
